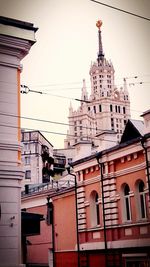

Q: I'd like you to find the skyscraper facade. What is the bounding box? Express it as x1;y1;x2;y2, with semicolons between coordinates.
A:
65;20;130;148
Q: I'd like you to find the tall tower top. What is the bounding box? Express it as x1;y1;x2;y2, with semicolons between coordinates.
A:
96;20;104;65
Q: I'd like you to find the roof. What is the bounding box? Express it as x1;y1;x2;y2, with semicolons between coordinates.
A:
130;119;144;135
95;129;116;137
0;16;38;32
21;129;53;147
120;119;144;143
141;109;150;117
73;140;92;146
71;118;150;167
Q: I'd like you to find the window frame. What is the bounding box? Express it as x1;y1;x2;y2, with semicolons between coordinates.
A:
121;184;132;222
135;180;147;220
90;190;100;227
25;170;31;179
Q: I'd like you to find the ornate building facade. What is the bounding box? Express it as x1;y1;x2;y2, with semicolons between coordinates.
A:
0;16;37;267
64;20;130;149
21;111;150;267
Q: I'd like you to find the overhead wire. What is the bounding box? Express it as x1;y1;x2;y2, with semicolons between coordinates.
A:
90;0;150;21
19;84;148;114
1;76;149;115
0;123;118;143
22;76;150;92
20;85;91;103
0;111;108;132
1;75;150;93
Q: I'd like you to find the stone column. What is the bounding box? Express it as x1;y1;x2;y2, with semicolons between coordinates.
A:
0;16;37;267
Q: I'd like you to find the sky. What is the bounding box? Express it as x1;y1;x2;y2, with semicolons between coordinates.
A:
0;0;150;148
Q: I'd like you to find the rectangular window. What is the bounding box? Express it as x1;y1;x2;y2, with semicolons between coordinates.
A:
25;156;30;165
115;105;118;112
140;194;146;218
110;104;113;112
25;170;31;179
93;106;96;113
29;132;31;141
24;143;30;151
123;107;126;114
35;143;38;153
118;106;121;113
125;197;131;221
99;104;102;112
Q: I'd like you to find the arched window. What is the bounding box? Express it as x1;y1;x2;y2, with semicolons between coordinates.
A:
137;180;147;219
90;191;100;227
122;184;131;222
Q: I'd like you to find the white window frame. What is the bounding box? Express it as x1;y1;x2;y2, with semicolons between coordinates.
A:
90;191;100;227
122;184;132;223
136;180;147;220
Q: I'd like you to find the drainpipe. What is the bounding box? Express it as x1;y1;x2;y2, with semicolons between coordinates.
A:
67;167;80;267
96;156;108;267
140;137;150;198
47;196;55;267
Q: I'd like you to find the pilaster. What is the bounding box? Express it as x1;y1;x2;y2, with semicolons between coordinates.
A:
0;16;37;267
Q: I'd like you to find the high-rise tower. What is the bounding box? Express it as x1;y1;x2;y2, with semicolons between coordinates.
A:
64;20;130;148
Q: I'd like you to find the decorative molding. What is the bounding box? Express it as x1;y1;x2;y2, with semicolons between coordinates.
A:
127;155;131;161
84;200;90;207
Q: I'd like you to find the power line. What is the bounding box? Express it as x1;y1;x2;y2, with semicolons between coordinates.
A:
1;76;150;93
20;82;150;104
129;81;150;86
20;85;91;103
32;81;150;92
0;107;145;135
0;111;103;132
90;0;150;21
23;76;150;92
0;123;118;143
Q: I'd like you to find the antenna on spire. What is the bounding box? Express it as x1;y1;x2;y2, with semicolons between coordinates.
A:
96;20;104;65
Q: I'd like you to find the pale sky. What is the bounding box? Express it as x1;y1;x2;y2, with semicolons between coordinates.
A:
1;0;150;148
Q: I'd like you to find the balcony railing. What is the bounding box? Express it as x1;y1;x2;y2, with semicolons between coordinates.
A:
21;177;75;197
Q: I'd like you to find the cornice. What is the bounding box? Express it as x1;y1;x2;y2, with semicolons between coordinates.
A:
0;35;33;60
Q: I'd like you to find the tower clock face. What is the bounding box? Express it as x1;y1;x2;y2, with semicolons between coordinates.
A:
114;90;120;99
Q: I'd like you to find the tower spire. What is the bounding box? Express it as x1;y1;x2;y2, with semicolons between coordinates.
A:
96;20;104;65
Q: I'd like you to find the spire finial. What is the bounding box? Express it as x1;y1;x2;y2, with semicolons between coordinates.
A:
96;20;104;65
96;20;103;30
